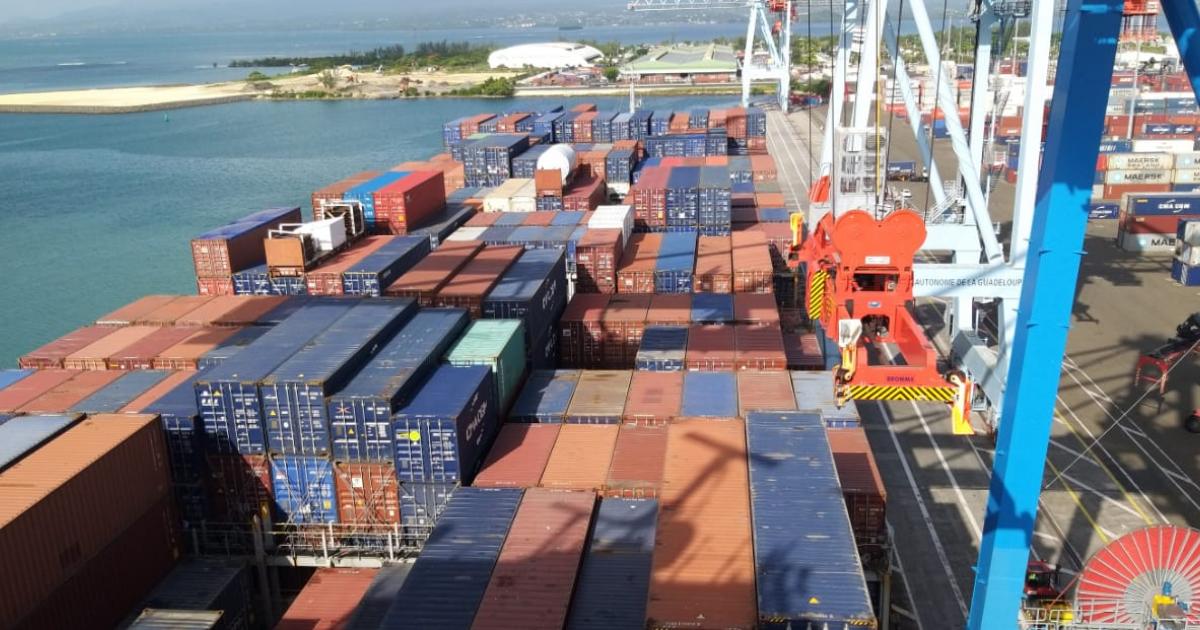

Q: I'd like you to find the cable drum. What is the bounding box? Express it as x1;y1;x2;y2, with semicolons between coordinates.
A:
1074;525;1200;626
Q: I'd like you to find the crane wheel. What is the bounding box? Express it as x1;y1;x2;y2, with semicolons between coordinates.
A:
1185;413;1200;434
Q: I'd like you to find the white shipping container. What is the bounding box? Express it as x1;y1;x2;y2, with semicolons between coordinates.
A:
1176;243;1200;265
1176;153;1200;169
1174;169;1200;184
1106;153;1175;170
483;192;513;213
510;181;537;213
1118;229;1177;253
1105;169;1172;184
1181;221;1200;246
1133;139;1195;154
446;226;486;242
588;204;635;248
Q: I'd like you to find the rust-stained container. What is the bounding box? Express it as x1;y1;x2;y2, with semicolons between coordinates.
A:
312;171;380;214
63;325;159;370
333;462;401;525
734;324;787;370
524;211;557;226
0;414;171;628
473;424;561;488
828;427;888;547
152;327;241;370
137;296;217;326
96;295;182;326
385;240;483;304
173;295;284;327
374;171;447;236
576;228;623;293
685;324;736;371
648;419;755;630
605;424;669;498
304;235;392;295
622;371;682;426
646;294;693;327
566;370;632;424
278;568;379;630
196;276;236;296
631;167;669;229
617;233;662;294
736;370;796;417
559;294;610;368
19;326;119;369
694;236;733;293
465;211;501;228
573;111;598;143
472;488;595;630
733;293;780;325
563;173;607;212
205;453;272;522
572;103;597;113
540;424;620;491
106;326;204;370
17;370;125;413
749;154;778;181
601;294;650;368
731;231;775;293
0;370;79;412
435;245;524;316
120;370;198;413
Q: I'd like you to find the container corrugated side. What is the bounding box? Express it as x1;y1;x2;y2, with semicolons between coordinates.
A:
19;326;119;369
345;565;413;630
393;365;498;485
621;371;682;425
445;319;527;413
565;370;632;424
71;370;173;414
0;414;80;471
136;372;208;486
334;462;401;526
605;424;669;498
343;236;432;296
509;369;580;423
271;455;338;523
635;326;688;371
130;558;252;630
828;427;889;549
472;424;561;488
540;424;619;491
565;498;657;630
278;568;379;630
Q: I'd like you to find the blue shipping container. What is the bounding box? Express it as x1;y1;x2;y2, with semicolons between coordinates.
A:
72;370;173;414
483;248;568;359
409;204;476;249
0;414;78;471
509;370;580;423
271;456;338;523
655;231;698;293
690;293;734;324
636;327;688;371
144;372;209;484
197;325;273;370
393;365;498;484
343;236;432;296
263;299;418;457
681;371;738;418
380;487;522;630
745;411;875;628
346;172;410;229
346;565;414;630
329;308;469;462
0;369;32;391
1088;203;1120;220
1126;193;1200;217
565;498;658;630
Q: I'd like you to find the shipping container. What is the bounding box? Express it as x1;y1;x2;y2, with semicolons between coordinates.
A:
540;424;620;491
278;568;379;630
96;295;181;326
473;424;561;488
394;364;498;485
483;248;568;359
0;414;79;471
72;370;173;413
345;172;410;229
566;370;632;424
731;231;775;293
601;294;650;368
205;453;272;522
575;228;623;294
733;293;780;325
127;609;223;629
138;296;218;326
374;171;447;235
130;558;253;630
472;488;595;630
559;294;611;368
0;415;170;627
107;326;207;370
304;237;394;296
334;462;401;525
655;230;698;293
445;319;527;412
62;325;159;370
313;172;380;215
271;455;338;524
19;326;119;369
1123;192;1200;216
344;565;413;630
648;420;755;630
694;235;733;292
408;204;476;249
0;369;78;412
385;241;483;303
636;326;689;371
646;294;693;327
736;370;797;417
745;412;875;628
342;236;433;296
605;424;669;498
191;207;303;279
734;324;787;370
565;498;657;630
691;293;735;324
617;233;663;294
509;369;580;423
329;309;469;462
18;369;125;413
685;324;736;371
262;299;417;457
828;427;889;549
196;325;272;371
792;371;861;427
435;245;524;316
153;327;241;370
680;370;738;419
380;487;522;628
622;371;682;426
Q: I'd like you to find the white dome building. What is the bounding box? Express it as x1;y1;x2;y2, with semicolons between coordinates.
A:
488;42;603;70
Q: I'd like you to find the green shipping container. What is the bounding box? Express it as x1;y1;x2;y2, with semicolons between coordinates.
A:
445;319;527;412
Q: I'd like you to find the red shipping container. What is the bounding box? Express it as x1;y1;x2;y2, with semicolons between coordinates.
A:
305;236;392;296
312;171;380;214
63;325;160;370
107;326;205;370
17;370;125;413
174;295;288;327
137;296;216;326
465;211;501;228
755;191;786;208
559;294;610;368
472;488;595;630
736;370;796;417
646;294;693;327
622;371;682;426
731;231;776;293
96;295;182;326
669;113;690;133
571;103;597;113
385;240;484;304
434;245;525;316
205;454;272;522
0;415;171;627
1104;183;1171;199
575;228;623;294
573;111;597;143
278;568;379;630
746;137;768;154
374;170;447;235
563;173;607;212
1122;212;1200;235
523;211;557;226
733;293;780;325
828;427;888;548
749;154;777;181
121;371;199;413
686;324;736;371
631;167;669;229
334;462;401;525
0;369;79;412
191;208;304;279
601;294;650;368
695;235;734;293
617;233;662;294
473;424;561;489
604;424;669;498
540;425;620;491
19;326;119;369
495;113;531;133
734;324;788;370
460;114;495;138
726;107;748;139
196;276;236;296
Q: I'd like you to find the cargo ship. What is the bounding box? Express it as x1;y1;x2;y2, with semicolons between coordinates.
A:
0;103;882;630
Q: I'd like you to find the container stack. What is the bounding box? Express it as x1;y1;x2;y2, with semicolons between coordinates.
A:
1173;219;1200;285
1117;192;1200;252
191;207;302;296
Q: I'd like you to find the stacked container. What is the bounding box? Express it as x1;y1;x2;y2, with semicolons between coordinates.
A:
445;319;527;412
191;207;303;295
509;370;581;423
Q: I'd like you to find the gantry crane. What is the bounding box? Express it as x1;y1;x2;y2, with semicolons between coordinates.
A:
627;0;794;110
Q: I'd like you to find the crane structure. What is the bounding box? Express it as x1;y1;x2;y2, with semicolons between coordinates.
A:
627;0;794;110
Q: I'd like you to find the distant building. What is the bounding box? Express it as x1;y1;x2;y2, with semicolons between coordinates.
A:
488;42;604;70
620;44;740;85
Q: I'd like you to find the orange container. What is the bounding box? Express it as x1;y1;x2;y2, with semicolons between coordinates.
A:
539;425;619;491
17;370;125;413
152;327;241;370
604;424;668;498
95;295;182;326
63;325;160;370
277;568;379;630
621;371;682;425
19;326;120;369
137;296;216;326
0;370;80;412
736;370;797;417
473;424;561;489
694;235;733;293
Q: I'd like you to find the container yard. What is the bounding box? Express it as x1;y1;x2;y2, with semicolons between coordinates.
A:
10;1;1200;629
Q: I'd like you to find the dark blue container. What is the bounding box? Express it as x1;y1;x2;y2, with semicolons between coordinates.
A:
400;481;456;532
1126;193;1200;216
483;249;568;362
655;230;698;293
611;112;633;141
689;108;710;129
343;236;431;296
635;326;688;372
691;293;734;324
757;207;792;223
666;167;701;228
271;456;338;523
536;195;565;212
566;498;657;630
381;487;522;630
555;112;580;144
409;204;476;249
393;365;498;484
144;372;208;484
1088;203;1120;220
534;111;564;141
0;369;32;391
630;110;653;139
232;265;308;296
650;110;673;136
347;565;414;630
443;117;468;147
606;148;636;184
1098;140;1133;153
728;156;753;184
681;371;737;418
481;225;516;245
0;414;78;471
745;411;875;629
527;320;560;371
195;300;354;455
329;308;469;462
72;370;172;414
746;107;767;136
512;144;551;179
494;212;527;227
550;211;587;226
509;369;580;423
197;325;272;370
505;225;565;249
698;165;732;231
462;134;531;188
133;558;253;630
1173;259;1200;286
592;110;618;143
346;172;411;229
263;299;417;457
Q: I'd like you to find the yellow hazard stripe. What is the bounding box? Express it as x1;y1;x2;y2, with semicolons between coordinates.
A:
847;385;956;402
807;269;828;321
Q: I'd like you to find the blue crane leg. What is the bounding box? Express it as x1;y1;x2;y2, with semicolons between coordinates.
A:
1162;0;1200;102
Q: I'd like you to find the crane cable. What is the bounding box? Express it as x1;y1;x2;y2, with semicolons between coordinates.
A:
805;0;814;187
882;0;906;212
874;0;884;210
923;0;952;213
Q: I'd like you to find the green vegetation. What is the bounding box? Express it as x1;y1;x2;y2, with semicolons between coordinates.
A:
794;77;832;97
448;76;517;97
245;71;270;82
602;66;620;82
231;41;496;72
